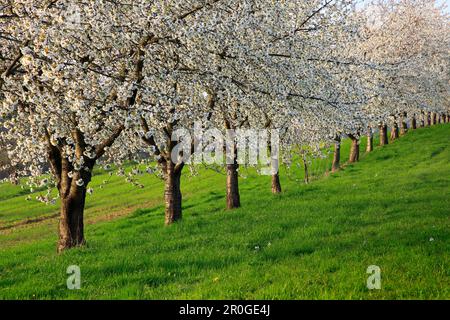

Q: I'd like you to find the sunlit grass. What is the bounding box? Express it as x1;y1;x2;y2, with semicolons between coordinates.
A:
0;125;448;299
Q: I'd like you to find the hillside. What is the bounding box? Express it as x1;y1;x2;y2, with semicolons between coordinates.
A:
0;125;449;299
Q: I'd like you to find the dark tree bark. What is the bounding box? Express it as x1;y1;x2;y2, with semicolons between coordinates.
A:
141;117;187;224
45;124;123;253
426;112;431;126
268;133;282;194
143;120;185;225
366;127;373;153
271;172;282;194
58;180;88;253
54;151;96;253
379;123;389;146
163;161;183;225
390;119;399;141
224;117;242;210
411;115;417;130
431;112;437;125
331;136;341;173
46;135;91;253
47;139;92;253
226;161;241;209
348;134;360;163
144;135;184;225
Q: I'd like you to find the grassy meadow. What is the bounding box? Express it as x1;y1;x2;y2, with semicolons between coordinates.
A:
0;125;448;299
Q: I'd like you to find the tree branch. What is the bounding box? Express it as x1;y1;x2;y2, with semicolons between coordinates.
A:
95;125;125;159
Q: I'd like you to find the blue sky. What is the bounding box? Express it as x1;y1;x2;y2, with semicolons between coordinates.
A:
436;0;450;13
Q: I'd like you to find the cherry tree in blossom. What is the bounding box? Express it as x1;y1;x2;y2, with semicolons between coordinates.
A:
1;1;132;251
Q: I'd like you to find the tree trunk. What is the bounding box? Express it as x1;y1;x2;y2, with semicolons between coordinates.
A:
164;161;183;225
366;128;373;153
226;162;241;209
411;115;417;130
419;113;424;127
426;112;431;126
269;142;282;194
331;137;341;173
431;112;437;125
379;123;388;146
302;154;309;184
46;124;123;253
400;114;408;136
54;152;93;253
348;135;360;163
390;122;399;141
58;186;87;253
271;173;282;194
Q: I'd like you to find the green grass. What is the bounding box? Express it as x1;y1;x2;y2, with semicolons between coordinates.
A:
0;125;449;299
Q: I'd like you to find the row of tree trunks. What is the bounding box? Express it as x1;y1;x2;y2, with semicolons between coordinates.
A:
154;107;450;229
163;107;448;225
421;112;450;126
54;105;449;252
438;113;449;124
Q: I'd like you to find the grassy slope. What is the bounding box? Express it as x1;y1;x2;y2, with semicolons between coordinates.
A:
0;125;448;299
